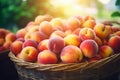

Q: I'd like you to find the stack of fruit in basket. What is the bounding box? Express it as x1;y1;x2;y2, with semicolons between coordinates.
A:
10;15;120;64
0;28;16;52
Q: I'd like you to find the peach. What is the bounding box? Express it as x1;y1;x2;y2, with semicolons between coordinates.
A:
5;33;16;42
20;46;38;62
64;34;81;46
37;39;49;51
48;37;65;54
72;28;81;36
0;38;5;46
16;29;27;39
94;23;111;39
84;16;95;21
50;18;65;31
25;31;47;43
39;21;54;36
94;36;102;47
28;25;39;33
34;14;53;25
22;39;38;48
108;36;120;53
99;45;114;58
60;45;83;63
50;30;65;38
114;31;120;36
88;54;102;62
66;17;81;31
3;41;12;49
0;28;9;38
80;40;99;58
82;20;96;29
37;50;58;64
10;41;23;55
31;31;47;43
79;28;96;41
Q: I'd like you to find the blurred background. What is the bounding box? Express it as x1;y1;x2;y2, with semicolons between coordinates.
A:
0;0;120;33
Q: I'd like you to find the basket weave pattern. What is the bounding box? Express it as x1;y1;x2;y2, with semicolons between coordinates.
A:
9;52;120;80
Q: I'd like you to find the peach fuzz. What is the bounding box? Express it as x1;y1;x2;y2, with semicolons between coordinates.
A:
37;50;58;64
80;40;99;58
82;20;96;29
48;37;65;54
22;39;38;48
10;41;23;55
108;36;120;53
99;45;114;58
66;17;81;31
16;29;27;39
5;33;16;42
79;28;96;41
94;23;111;39
39;21;54;36
64;34;81;46
20;46;38;62
37;39;49;51
34;15;53;25
60;45;83;63
50;30;65;38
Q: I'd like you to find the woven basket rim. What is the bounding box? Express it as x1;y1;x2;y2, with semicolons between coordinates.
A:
9;52;120;72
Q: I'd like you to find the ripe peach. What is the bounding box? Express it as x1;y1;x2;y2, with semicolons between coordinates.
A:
64;34;81;46
79;28;96;41
22;39;38;48
48;37;65;54
94;23;111;39
99;45;114;58
39;21;54;36
5;33;16;42
37;39;49;51
3;41;12;49
16;29;27;39
80;40;99;58
28;25;39;33
20;46;38;62
0;28;9;38
84;16;95;21
0;38;5;46
94;36;102;47
88;54;102;62
10;41;23;55
50;18;65;31
66;17;81;31
82;20;96;29
34;14;53;25
108;36;120;53
60;45;83;63
31;31;47;43
72;28;81;36
50;30;65;38
37;50;58;64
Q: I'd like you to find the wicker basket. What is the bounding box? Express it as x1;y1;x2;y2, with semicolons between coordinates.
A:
9;52;120;80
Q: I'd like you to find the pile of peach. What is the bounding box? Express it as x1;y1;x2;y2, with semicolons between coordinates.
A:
0;28;16;52
10;15;120;64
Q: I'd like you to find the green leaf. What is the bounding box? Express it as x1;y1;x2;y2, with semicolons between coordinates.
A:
111;11;120;17
115;0;120;6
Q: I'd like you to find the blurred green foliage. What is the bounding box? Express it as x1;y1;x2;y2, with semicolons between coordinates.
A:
111;0;120;17
0;0;51;32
